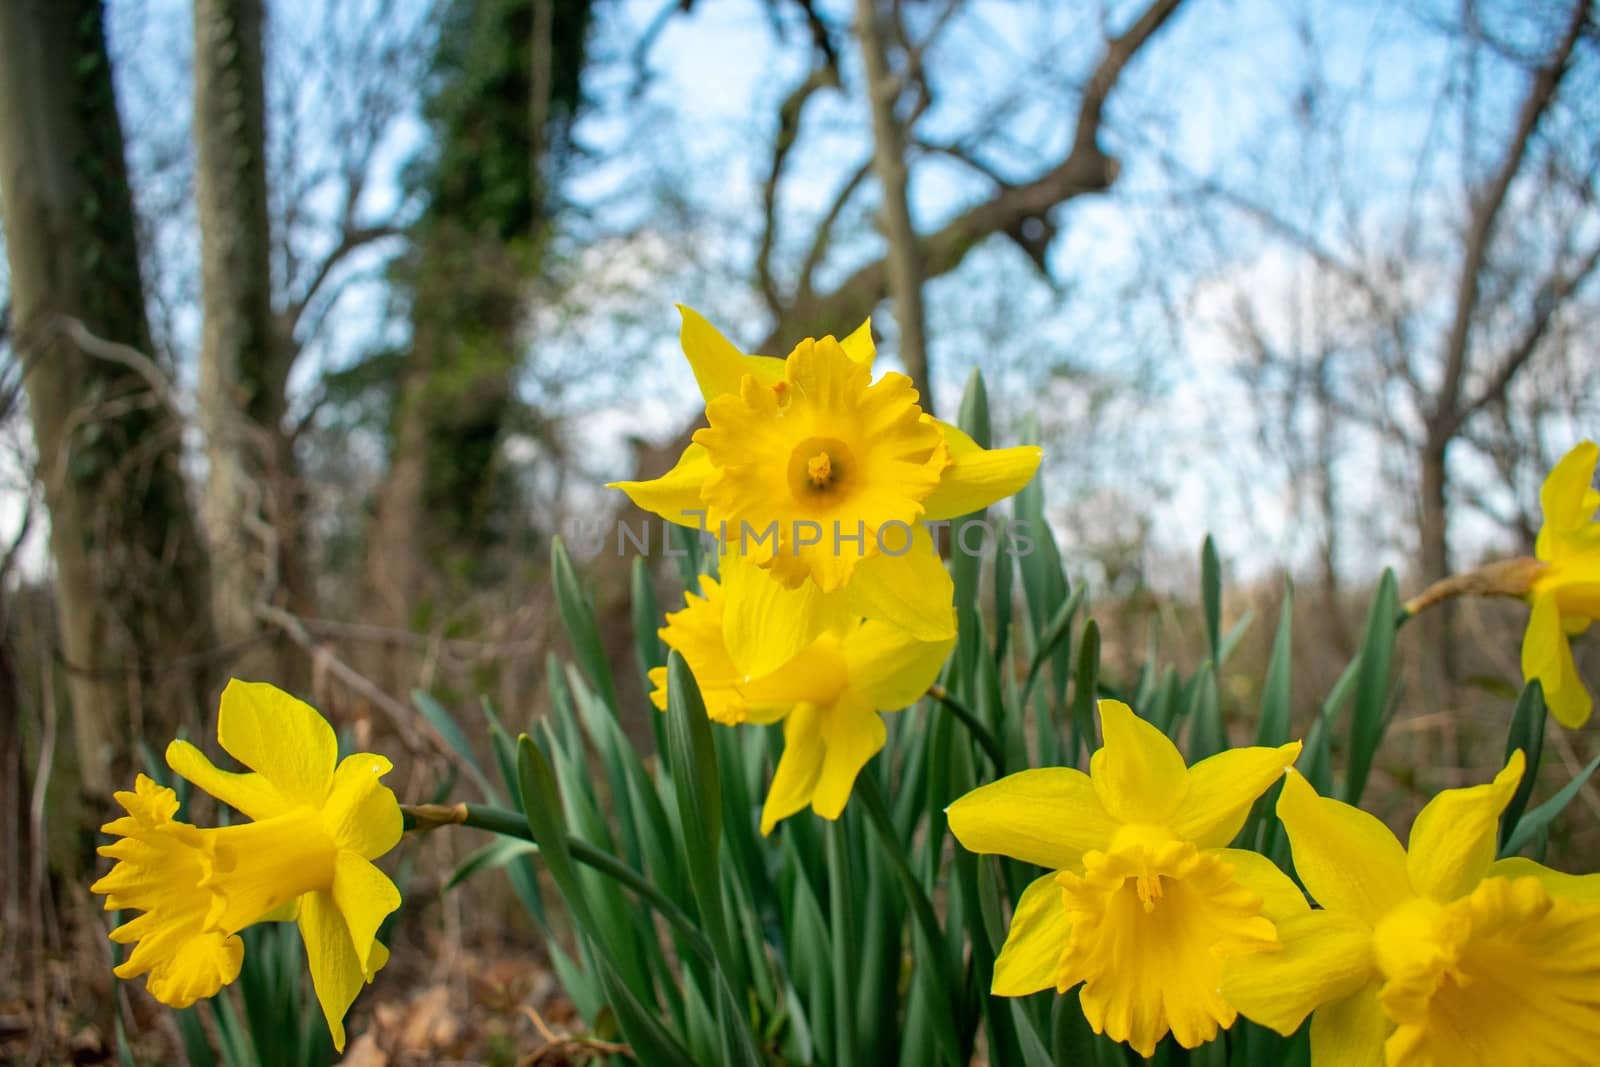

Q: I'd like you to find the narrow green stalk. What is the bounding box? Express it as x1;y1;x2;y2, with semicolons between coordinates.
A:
928;685;1005;772
411;803;717;967
855;775;962;1065
827;819;858;1067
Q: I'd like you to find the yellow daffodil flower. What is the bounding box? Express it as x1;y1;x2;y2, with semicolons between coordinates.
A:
647;574;955;833
1222;752;1600;1066
92;680;403;1051
947;699;1303;1056
1523;439;1600;727
610;306;1040;674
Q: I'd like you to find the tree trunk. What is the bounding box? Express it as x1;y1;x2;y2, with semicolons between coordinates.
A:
1419;436;1456;683
0;0;218;797
855;0;930;402
193;0;300;685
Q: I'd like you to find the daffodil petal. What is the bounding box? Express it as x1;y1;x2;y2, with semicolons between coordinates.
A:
842;525;956;642
1088;699;1189;826
1539;440;1599;542
1407;750;1524;901
740;635;848;707
1523;592;1592;727
922;419;1043;522
1171;742;1302;848
330;852;401;973
165;739;289;821
657;576;748;723
678;304;750;400
217;679;338;807
1277;770;1410;924
1310;981;1387;1067
992;874;1070;996
1218;848;1310;921
1222;911;1374;1036
1489;857;1600;902
322;753;403;860
298;888;366;1053
811;695;886;820
947;767;1117;869
761;704;825;835
841;617;956;710
839;317;874;367
721;553;851;678
607;443;713;526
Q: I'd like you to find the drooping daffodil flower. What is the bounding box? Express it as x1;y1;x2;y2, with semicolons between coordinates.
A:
92;680;403;1051
648;574;954;832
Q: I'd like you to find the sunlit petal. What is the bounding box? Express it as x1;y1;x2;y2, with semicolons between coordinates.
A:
810;694;887;819
921;419;1042;522
1171;743;1301;848
322;754;403;860
1276;769;1410;924
165;739;288;821
1222;910;1373;1036
606;443;713;526
840;617;956;710
760;703;825;835
217;678;337;806
992;874;1070;996
1524;592;1591;727
1089;699;1189;826
1309;982;1387;1067
1406;749;1523;901
947;767;1117;870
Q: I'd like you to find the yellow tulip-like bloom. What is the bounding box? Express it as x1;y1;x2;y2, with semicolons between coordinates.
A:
1222;752;1600;1066
648;574;954;833
1523;439;1600;727
610;306;1040;674
947;699;1303;1056
91;680;403;1050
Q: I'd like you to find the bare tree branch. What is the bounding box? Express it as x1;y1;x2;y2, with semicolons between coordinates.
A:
281;223;404;338
1449;233;1600;435
1430;0;1591;434
758;62;842;315
857;0;929;392
770;0;1187;346
796;157;874;306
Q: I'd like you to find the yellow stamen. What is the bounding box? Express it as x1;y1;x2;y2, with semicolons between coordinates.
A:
807;451;833;488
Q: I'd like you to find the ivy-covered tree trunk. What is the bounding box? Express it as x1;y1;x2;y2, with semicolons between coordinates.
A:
194;0;299;684
365;0;592;637
0;0;218;797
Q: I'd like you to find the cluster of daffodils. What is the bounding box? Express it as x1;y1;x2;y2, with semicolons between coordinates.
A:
90;303;1599;1065
959;703;1600;1061
615;306;1040;828
92;681;402;1051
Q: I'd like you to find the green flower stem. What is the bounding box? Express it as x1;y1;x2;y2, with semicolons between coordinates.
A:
408;802;716;967
826;818;857;1067
928;685;1005;772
